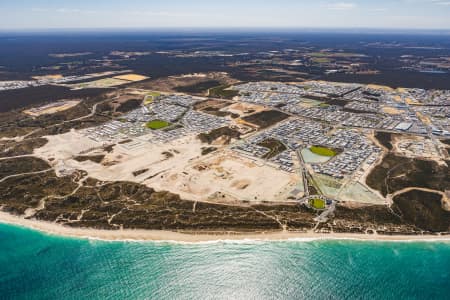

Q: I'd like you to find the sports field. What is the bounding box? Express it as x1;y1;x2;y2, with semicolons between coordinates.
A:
146;120;170;130
310;198;326;209
310;146;337;157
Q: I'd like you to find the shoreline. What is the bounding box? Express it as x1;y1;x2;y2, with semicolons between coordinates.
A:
1;211;449;243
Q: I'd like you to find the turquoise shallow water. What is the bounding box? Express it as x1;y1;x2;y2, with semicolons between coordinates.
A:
1;223;450;299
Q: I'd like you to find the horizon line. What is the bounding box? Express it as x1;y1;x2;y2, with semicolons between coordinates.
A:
1;27;450;35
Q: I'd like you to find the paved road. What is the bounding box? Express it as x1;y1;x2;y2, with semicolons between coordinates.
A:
295;149;310;197
315;201;336;223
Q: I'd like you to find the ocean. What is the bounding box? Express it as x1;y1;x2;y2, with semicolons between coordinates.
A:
0;223;449;299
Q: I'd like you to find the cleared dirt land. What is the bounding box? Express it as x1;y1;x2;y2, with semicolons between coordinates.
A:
34;132;298;204
133;72;238;96
147;151;299;203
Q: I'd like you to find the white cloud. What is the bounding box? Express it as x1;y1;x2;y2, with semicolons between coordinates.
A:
370;8;388;12
55;8;82;13
31;8;50;13
426;0;450;5
326;2;357;10
32;8;97;14
126;10;205;18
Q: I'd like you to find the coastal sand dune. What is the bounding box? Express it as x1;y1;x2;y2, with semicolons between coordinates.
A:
1;212;449;243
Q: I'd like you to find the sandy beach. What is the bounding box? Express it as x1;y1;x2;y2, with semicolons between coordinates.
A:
0;211;449;243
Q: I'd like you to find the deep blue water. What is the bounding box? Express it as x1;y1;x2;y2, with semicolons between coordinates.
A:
1;223;450;299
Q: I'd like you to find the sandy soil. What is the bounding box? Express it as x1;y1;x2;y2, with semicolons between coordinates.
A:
34;131;297;203
367;84;395;92
134;72;237;94
32;74;63;80
67;77;139;89
391;134;442;161
34;131;101;162
23;100;81;116
224;102;265;116
113;74;149;82
1;212;449;243
381;106;403;115
147;150;298;202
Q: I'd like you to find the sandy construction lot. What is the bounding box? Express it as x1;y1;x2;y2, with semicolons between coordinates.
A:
34;131;101;162
34;131;298;203
113;74;149;82
381;106;403;115
224;102;265;116
23;100;81;116
36;132;204;181
146;150;298;202
391;135;442;161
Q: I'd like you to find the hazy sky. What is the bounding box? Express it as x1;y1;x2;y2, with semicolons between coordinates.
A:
1;0;450;30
